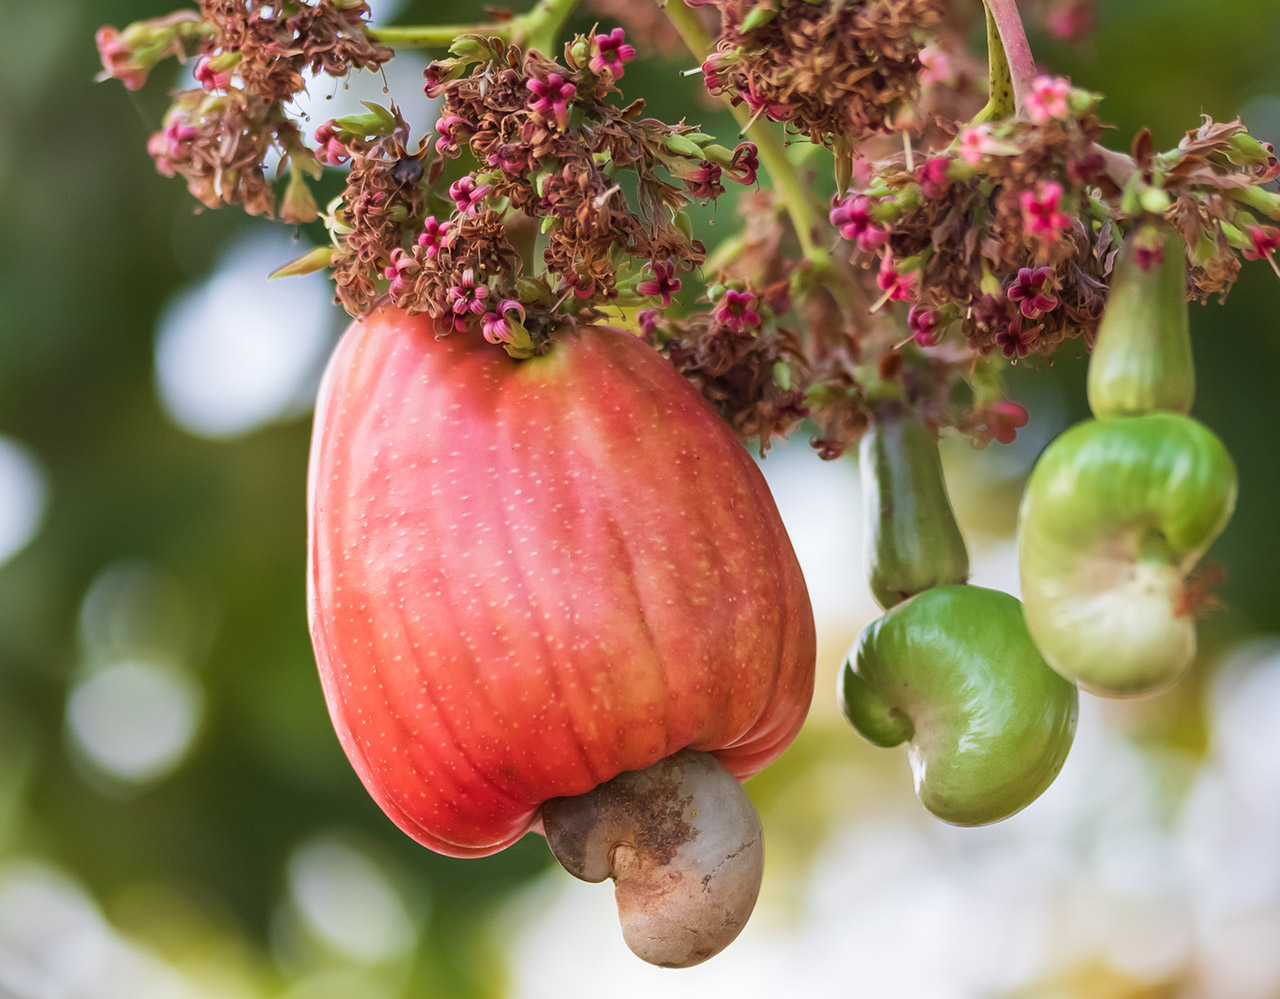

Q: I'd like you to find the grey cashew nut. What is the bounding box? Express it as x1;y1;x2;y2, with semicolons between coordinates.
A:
541;749;764;968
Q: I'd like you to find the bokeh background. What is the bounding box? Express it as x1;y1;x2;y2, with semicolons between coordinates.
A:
2;1;1280;996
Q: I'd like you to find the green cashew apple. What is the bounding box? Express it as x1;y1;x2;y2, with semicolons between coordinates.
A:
860;402;970;610
1086;221;1195;419
1017;413;1237;696
839;585;1078;825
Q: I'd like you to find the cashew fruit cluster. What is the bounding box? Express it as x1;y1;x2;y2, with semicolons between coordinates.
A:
308;309;816;966
841;404;1078;824
1018;223;1238;696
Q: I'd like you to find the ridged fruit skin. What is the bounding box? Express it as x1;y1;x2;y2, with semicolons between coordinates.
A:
839;585;1078;826
1017;413;1237;696
307;309;816;858
860;404;969;610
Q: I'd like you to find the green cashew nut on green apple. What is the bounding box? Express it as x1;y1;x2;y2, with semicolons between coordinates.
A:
1018;220;1238;697
860;401;970;610
1018;414;1236;696
839;586;1079;825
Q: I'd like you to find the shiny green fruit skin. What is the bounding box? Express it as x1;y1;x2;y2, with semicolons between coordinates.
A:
860;407;969;610
1018;413;1236;697
1086;223;1195;418
839;585;1078;826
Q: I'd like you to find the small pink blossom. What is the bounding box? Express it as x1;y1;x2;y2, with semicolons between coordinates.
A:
434;115;469;155
916;157;951;199
700;51;731;92
95;26;149;90
1020;181;1071;242
148;116;198;163
918;44;953;87
383;248;417;298
995;317;1034;358
487;142;530;175
715;289;761;332
958;125;996;166
313;121;350;166
480;300;526;345
449;175;491;217
1028;76;1072;124
1243;225;1280;260
416;216;453;257
985;401;1029;444
590;28;636;78
908;305;941;345
637;308;661;336
448;268;490;316
729;142;760;185
526;73;577;129
678;161;722;200
637;260;681;307
742;79;788;121
194;56;232;91
830;194;889;252
1006;266;1060;318
876;255;917;303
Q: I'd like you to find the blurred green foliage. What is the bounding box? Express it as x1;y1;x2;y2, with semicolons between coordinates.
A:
0;0;1278;996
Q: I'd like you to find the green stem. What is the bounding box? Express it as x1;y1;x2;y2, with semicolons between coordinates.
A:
367;0;579;54
659;0;828;271
969;3;1015;124
980;0;1036;116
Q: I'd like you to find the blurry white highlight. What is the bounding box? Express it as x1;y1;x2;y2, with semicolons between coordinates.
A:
286;835;417;964
0;436;47;567
155;230;338;439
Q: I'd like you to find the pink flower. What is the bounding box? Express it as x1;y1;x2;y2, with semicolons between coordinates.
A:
742;79;788;122
1243;225;1280;260
830;194;889;252
383;248;417;298
700;51;731;92
1020;181;1071;242
714;289;761;332
908;305;941;345
995;317;1034;358
416;216;453;257
448;269;490;316
876;255;917;303
678;161;722;200
1028;76;1072;124
637;308;661;336
526;73;577;129
1006;266;1060;318
637;259;681;307
958;125;996;166
916;157;951;199
487;142;530;175
313;121;350;166
481;300;526;345
434;115;469;155
986;401;1029;444
449;175;491;217
194;56;231;91
95;26;148;90
590;28;636;78
729;142;760;185
918;44;953;87
148;116;198;163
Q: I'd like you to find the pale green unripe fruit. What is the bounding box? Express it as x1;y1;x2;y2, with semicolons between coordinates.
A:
860;403;969;610
1017;414;1237;696
839;586;1079;826
1087;222;1195;418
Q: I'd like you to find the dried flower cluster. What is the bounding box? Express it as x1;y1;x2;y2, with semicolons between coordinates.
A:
698;0;942;144
98;1;389;219
319;33;759;354
833;78;1280;364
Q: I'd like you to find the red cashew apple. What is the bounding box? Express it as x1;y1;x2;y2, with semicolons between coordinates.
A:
307;308;816;966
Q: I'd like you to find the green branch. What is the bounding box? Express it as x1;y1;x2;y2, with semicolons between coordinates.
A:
367;0;580;54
